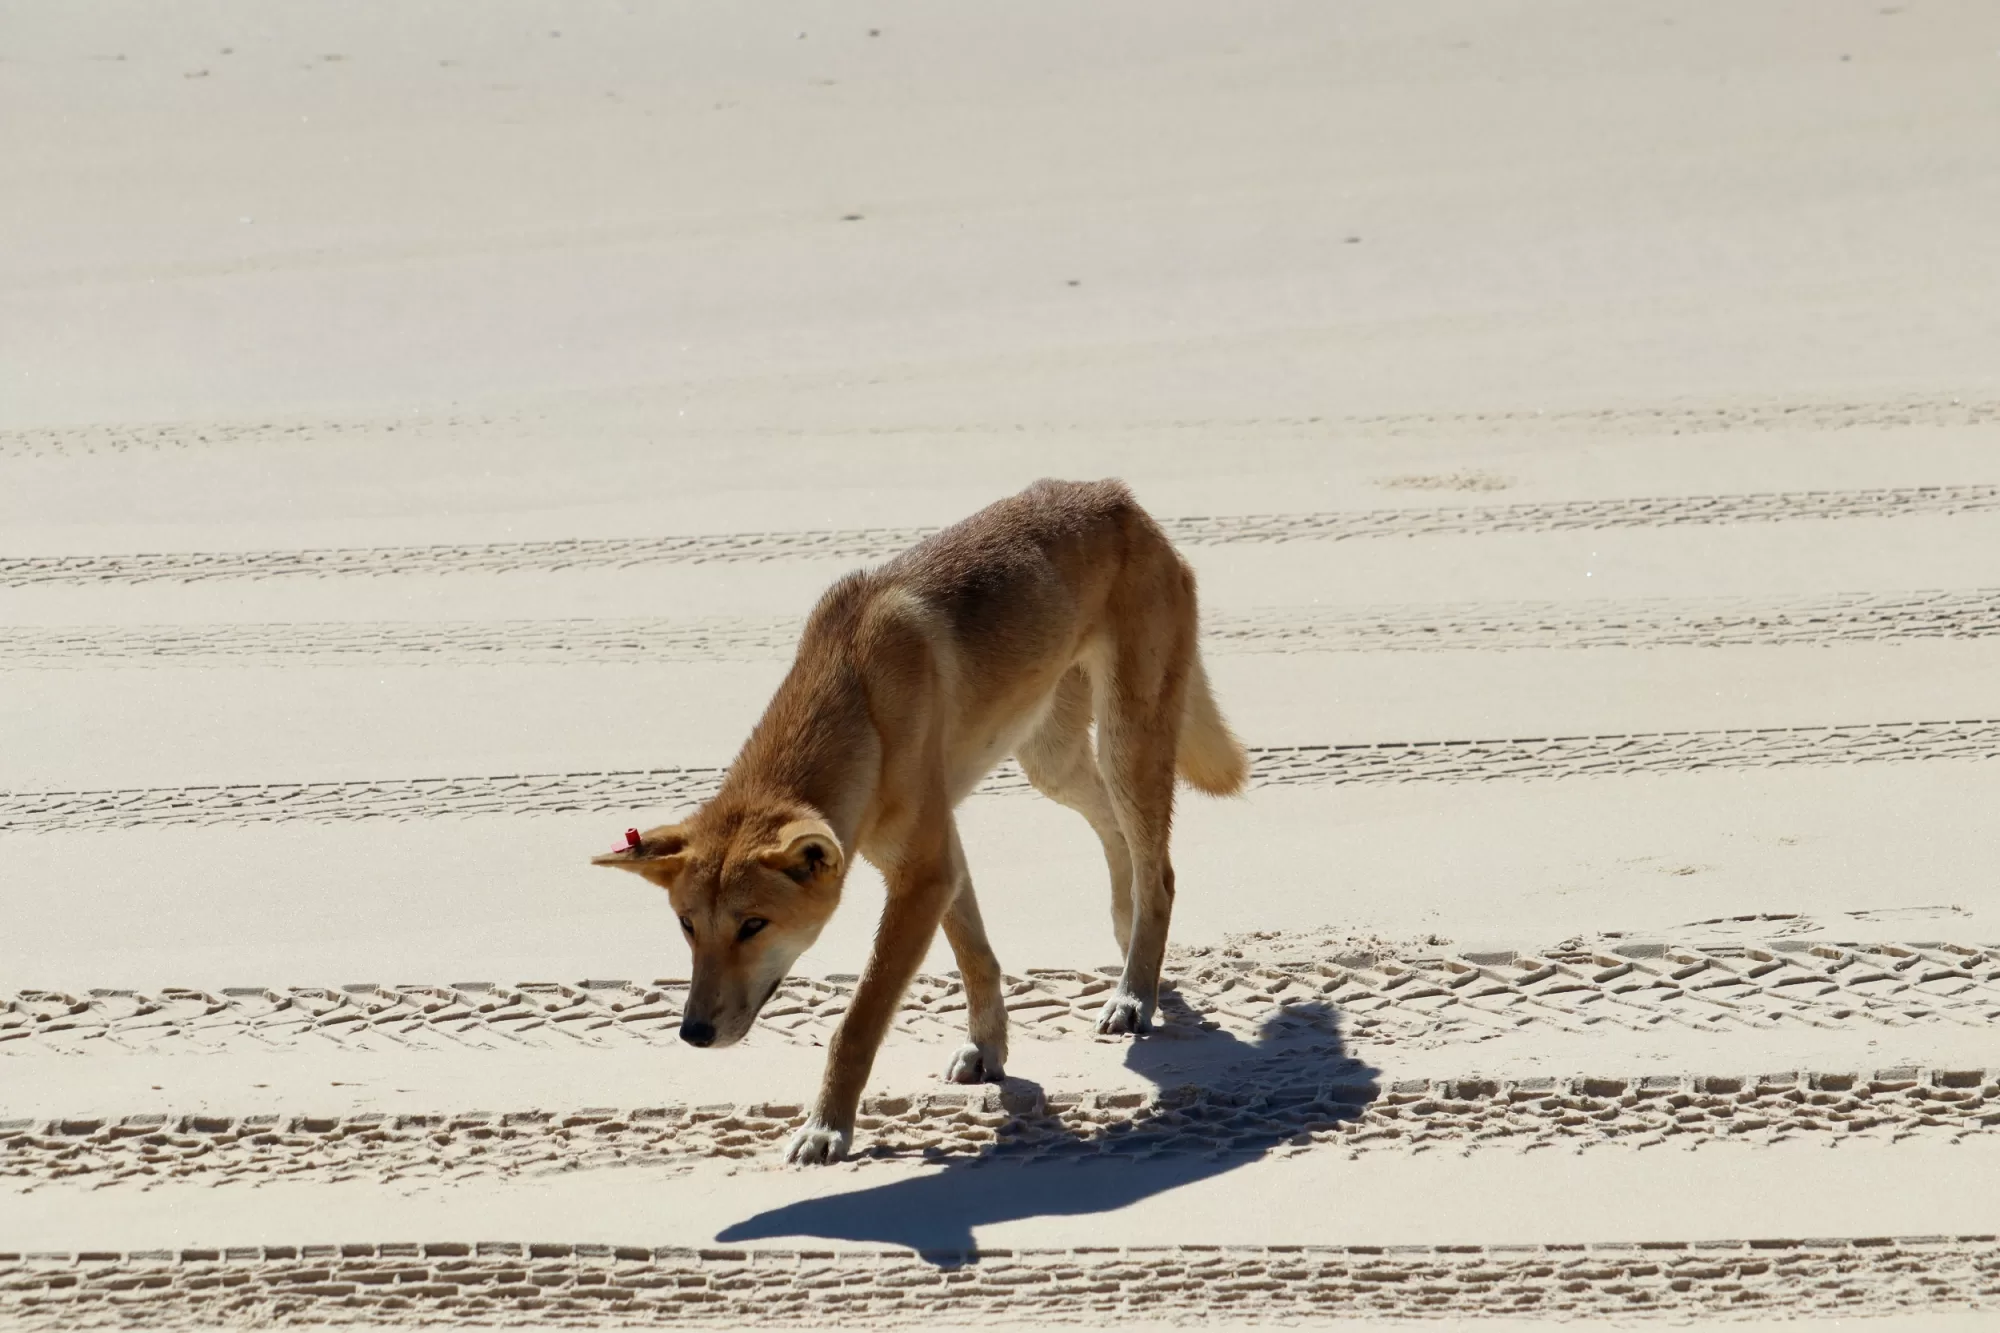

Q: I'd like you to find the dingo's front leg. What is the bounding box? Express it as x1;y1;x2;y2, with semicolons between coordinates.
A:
787;844;954;1166
938;848;1007;1084
785;1119;851;1166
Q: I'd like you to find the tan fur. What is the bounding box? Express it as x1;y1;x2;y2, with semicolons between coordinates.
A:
592;479;1245;1164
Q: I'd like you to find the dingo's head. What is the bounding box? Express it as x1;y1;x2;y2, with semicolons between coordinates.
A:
592;809;845;1049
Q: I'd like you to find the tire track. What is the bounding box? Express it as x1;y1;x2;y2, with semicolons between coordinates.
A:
8;941;1995;1057
12;587;2000;668
6;484;1998;587
7;394;1993;458
1205;587;2000;654
3;1067;1994;1193
0;616;798;668
8;717;2000;834
0;415;494;460
4;1235;1994;1326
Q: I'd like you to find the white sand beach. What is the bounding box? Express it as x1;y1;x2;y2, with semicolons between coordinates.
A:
4;0;1999;1325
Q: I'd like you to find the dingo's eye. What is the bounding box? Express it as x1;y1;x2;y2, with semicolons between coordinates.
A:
678;915;694;936
738;918;768;942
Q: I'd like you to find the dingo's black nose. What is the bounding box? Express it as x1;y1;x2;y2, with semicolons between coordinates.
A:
680;1018;716;1047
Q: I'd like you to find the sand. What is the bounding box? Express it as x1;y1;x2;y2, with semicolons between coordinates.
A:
5;0;2000;1326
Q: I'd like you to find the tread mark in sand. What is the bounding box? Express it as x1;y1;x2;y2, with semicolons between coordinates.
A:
0;1066;1994;1190
8;717;2000;833
14;586;2000;666
5;483;2000;585
3;1235;1995;1326
5;393;1995;457
8;941;1995;1054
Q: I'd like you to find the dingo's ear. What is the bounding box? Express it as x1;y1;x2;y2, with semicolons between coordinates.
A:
758;819;843;886
592;823;690;879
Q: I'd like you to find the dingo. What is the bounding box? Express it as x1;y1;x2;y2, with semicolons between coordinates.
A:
592;479;1246;1164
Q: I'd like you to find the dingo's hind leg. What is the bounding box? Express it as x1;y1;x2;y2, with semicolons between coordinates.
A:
1090;558;1197;1036
1017;666;1136;955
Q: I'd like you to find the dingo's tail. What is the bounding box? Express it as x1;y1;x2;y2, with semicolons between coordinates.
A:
1177;656;1248;796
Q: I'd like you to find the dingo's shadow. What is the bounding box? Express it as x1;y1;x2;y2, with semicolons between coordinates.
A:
716;996;1378;1260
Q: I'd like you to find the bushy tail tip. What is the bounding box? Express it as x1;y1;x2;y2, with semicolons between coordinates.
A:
1177;659;1249;796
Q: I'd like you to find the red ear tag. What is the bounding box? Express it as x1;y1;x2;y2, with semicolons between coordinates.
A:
625;828;643;851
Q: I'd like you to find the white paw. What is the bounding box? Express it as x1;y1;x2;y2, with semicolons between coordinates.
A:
1095;991;1153;1036
944;1042;1005;1084
785;1120;851;1166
